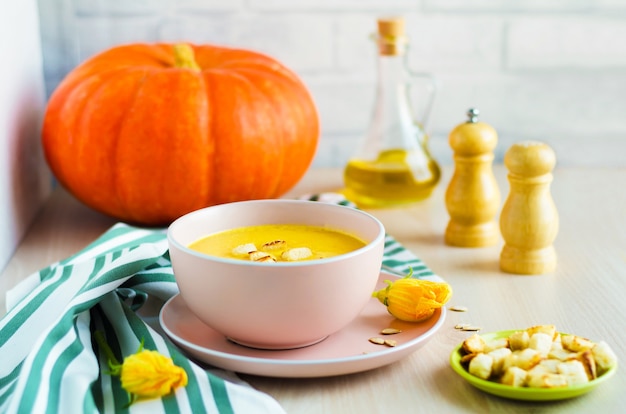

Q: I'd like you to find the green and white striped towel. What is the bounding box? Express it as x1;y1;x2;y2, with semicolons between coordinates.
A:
0;193;436;414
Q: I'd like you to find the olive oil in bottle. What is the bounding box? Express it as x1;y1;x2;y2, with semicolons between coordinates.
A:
343;17;440;208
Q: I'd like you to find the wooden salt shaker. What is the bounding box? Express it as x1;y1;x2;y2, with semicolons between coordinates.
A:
445;108;500;247
500;141;559;274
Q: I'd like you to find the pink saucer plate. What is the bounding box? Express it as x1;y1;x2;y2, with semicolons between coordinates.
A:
160;272;447;378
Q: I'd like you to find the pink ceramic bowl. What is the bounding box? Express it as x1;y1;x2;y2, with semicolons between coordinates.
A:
167;199;385;350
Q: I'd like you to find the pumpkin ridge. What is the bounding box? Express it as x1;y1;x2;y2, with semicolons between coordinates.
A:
45;67;151;218
91;69;154;220
183;69;212;209
223;66;318;197
116;69;208;223
202;69;263;202
43;80;92;192
229;69;287;198
111;69;153;222
236;68;317;196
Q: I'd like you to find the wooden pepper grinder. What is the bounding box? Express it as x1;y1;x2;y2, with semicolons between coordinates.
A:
500;141;559;274
445;108;500;247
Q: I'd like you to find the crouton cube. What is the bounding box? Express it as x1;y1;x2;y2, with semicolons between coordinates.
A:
527;363;550;378
460;353;477;366
484;338;509;353
526;371;568;388
548;347;576;362
281;247;313;261
575;350;597;380
468;353;493;380
488;347;512;377
502;352;519;373
550;338;563;351
538;358;560;373
591;341;618;374
462;333;486;355
527;324;557;341
529;333;553;356
508;330;530;351
232;243;257;255
515;348;543;370
500;366;527;387
557;360;589;386
561;334;594;352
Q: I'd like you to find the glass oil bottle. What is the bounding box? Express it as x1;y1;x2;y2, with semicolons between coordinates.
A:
343;17;440;208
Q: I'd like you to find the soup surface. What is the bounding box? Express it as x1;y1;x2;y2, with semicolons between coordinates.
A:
188;224;367;262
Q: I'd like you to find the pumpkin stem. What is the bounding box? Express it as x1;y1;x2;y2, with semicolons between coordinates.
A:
173;44;201;71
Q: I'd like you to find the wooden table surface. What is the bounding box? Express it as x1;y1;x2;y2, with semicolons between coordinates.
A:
1;165;625;413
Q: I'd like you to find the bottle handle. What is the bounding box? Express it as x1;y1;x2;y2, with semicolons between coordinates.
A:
407;70;439;132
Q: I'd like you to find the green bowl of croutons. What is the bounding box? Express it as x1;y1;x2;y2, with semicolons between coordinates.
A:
450;325;618;401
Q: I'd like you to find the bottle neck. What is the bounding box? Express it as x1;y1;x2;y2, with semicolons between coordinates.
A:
368;46;420;150
374;35;410;105
376;52;408;88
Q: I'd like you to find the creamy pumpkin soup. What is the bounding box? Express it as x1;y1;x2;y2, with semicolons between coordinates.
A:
188;224;367;262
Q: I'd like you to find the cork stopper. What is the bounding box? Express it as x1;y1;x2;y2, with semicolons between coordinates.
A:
377;17;407;56
504;141;556;177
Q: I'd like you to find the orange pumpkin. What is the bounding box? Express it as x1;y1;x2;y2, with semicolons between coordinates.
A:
42;43;319;226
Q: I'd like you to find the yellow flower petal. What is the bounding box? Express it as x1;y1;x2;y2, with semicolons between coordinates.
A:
120;350;188;398
373;277;452;322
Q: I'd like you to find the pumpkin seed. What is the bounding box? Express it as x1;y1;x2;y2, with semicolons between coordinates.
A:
384;339;397;347
249;251;275;262
461;326;482;332
255;256;276;262
450;305;468;312
381;328;402;335
369;337;385;345
262;240;286;250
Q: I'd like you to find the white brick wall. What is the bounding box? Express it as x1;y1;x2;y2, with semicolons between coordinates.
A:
38;0;626;168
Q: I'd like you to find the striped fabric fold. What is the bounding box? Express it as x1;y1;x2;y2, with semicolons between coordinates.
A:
0;194;437;414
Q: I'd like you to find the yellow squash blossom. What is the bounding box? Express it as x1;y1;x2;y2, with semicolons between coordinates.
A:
119;349;188;399
95;332;188;405
373;270;453;322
